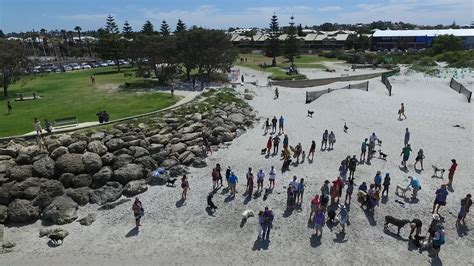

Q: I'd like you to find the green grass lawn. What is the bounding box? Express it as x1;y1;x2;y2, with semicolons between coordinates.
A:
0;67;179;137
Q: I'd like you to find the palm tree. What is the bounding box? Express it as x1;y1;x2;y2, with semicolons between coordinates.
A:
60;29;68;57
74;26;83;56
39;28;48;56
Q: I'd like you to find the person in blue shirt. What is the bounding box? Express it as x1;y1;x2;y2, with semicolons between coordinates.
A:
228;172;238;196
360;138;368;162
432;184;449;214
278;116;284;134
374;171;382;189
408;176;420;199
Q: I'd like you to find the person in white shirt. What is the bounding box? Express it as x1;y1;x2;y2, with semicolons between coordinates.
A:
268;166;276;189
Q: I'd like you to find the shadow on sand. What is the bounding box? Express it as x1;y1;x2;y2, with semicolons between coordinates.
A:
125;226;139;237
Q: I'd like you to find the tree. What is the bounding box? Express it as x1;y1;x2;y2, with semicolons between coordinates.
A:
122;21;133;38
283;16;300;67
74;26;82;42
105;15;119;34
320;22;336;31
0;39;30;97
0;30;5;38
297;24;304;36
142;20;154;35
265;13;281;66
175;19;186;33
431;34;464;54
39;28;48;56
160;20;171;36
98;16;125;72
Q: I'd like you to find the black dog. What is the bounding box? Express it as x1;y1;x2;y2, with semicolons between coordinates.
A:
384;215;410;235
328;210;337;223
378;150;388;160
207;192;217;210
307;110;314;118
166;178;178;186
343;122;349;133
261;148;267;154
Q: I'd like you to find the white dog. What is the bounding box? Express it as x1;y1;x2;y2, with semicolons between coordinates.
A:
395;184;412;197
242;209;255;219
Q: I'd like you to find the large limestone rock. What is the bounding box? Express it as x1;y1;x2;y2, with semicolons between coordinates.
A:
8;199;40;223
66;187;93;206
180;132;202;142
150;133;173;145
123;180;148;197
92;166;113;187
58;173;74;188
228;113;245;125
9;177;42;199
113;164;144;185
50;146;68;160
0;204;8;223
134;156;158;172
105;138;124;152
82;152;103;174
58;134;73;146
42;196;78;225
32;179;65;210
178;151;195;166
170;143;187;154
101;153;115;166
130;146;149;158
7;165;33;181
68;141;87;153
90;182;123;205
32;156;55;178
71;174;92;188
87;140;108;156
160;158;179;169
0;159;16;174
55;153;85;175
112;154;134;170
169;165;189;178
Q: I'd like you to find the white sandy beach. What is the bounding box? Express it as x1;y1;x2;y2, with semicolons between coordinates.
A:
1;66;473;266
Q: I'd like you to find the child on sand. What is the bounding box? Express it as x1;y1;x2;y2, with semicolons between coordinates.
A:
338;204;349;233
414;148;425;171
263;118;270;134
266;137;272;155
339;160;348;181
360;138;368;162
228;172;238;196
309;195;320;223
132;197;144;227
400;144;412;168
295;143;302;163
246;168;254;196
328;131;336;150
181;175;189;200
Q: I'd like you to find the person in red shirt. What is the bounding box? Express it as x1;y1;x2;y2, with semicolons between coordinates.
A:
266;137;272;156
448;159;457;187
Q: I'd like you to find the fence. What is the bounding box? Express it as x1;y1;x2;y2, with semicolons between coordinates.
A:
380;68;400;96
449;78;472;103
306;81;369;103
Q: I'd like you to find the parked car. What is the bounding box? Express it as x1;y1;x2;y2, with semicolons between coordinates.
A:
118;59;130;65
69;63;81;70
81;63;92;69
99;62;109;67
106;60;116;66
63;65;73;72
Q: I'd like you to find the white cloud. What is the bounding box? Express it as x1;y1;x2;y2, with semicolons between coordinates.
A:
57;14;111;22
317;6;343;12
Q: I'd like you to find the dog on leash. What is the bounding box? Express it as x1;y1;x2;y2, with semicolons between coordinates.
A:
395;184;412;197
242;209;255;219
207;192;217;211
384;216;410;235
432;165;445;178
166;178;178;186
378;150;388;160
307;110;314;118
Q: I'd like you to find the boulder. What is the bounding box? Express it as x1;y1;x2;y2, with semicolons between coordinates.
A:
212;126;229;136
55;153;85;175
170;143;187;154
7;165;33;181
32;156;55;178
190;113;202;122
179;122;203;134
113;164;144;185
150;133;173;145
105;138;124;152
0;159;16;174
101;153;115;166
68;141;87;154
90;132;105;141
9;177;42;199
130;146;149;158
42;196;78;225
0;204;7;223
66;187;93;206
71;174;92;188
146;172;170;186
149;144;164;154
58;134;73;146
82;152;103;174
0;148;17;157
113;148;132;156
0;182;14;205
31;179;65;210
50;146;68;160
187;145;206;157
228;113;245;125
78;213;97;226
181;132;202;142
160;158;179;169
87;140;108;156
220;132;235;142
92;166;113;187
45;139;61;153
169;165;189;177
192;159;207;168
8;199;40;223
0;155;12;161
134;156;158;172
90;182;123;205
244;93;254;100
58;173;75;188
24;186;41;200
39;228;69;239
112;154;134;170
123;180;148;197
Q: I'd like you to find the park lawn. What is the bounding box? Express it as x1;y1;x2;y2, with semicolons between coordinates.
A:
0;67;179;137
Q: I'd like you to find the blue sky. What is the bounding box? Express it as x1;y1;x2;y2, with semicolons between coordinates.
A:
0;0;472;33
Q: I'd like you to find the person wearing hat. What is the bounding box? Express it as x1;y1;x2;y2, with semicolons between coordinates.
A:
432;184;449;214
338;204;349;233
448;159;457;187
428;213;441;242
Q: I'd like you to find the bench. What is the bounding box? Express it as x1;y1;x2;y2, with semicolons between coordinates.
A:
54;117;79;128
15;92;39;101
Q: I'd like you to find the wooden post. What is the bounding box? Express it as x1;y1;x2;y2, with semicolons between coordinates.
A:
366;81;369;91
348;84;351;90
20;94;23;101
33;92;37;99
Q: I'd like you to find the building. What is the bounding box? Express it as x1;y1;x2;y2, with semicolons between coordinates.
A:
372;29;474;50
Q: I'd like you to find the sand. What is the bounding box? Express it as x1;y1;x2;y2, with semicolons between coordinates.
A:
1;66;473;266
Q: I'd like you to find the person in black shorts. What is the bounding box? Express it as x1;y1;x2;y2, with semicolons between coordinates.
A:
409;218;422;239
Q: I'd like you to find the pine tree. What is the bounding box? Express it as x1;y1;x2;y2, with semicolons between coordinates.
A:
175;19;186;33
283;16;300;68
142;20;154;35
297;24;304;36
161;20;171;36
265;13;281;67
106;15;119;34
122;21;133;38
